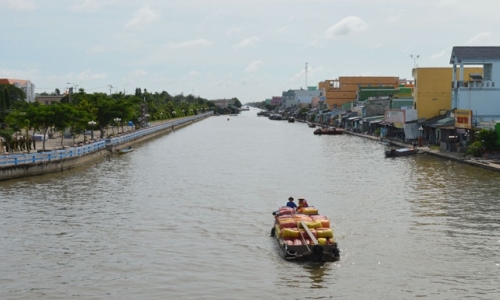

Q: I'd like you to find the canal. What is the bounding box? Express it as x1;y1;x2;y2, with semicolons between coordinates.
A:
1;108;499;299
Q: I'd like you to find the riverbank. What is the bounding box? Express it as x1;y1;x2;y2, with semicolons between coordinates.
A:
344;130;500;172
0;113;212;181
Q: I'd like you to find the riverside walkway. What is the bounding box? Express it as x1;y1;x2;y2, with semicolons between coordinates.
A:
344;130;500;173
0;113;211;168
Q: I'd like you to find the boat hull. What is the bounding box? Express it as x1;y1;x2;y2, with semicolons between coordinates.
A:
313;128;344;135
385;148;417;157
272;232;340;262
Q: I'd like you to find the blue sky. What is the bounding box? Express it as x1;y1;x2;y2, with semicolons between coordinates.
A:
1;0;498;104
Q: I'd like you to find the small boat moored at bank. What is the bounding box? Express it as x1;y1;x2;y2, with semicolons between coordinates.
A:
313;127;344;135
271;206;340;262
118;146;134;154
385;147;417;157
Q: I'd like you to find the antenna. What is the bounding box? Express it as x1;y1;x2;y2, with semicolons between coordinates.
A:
410;54;420;68
305;62;308;89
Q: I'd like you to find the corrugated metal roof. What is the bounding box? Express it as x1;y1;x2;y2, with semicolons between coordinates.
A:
450;46;500;63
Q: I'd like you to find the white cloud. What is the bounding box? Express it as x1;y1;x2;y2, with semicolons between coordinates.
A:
225;27;241;37
74;70;107;81
467;32;492;45
326;16;367;38
0;68;39;79
387;15;400;23
234;36;259;50
171;39;214;48
129;69;148;77
431;50;446;60
244;60;264;73
125;6;159;28
88;45;107;54
0;0;35;11
70;0;111;12
182;71;201;80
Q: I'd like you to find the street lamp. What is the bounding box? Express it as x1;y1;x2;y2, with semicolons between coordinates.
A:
88;121;96;140
114;118;121;134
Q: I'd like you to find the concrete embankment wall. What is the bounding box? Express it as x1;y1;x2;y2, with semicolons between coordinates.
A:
0;149;109;181
107;117;197;152
344;130;500;173
0;113;211;181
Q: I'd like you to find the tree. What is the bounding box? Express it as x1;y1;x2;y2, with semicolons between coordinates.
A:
477;128;498;151
25;104;55;150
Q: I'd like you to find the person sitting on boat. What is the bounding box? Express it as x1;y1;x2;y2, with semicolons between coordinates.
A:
286;197;297;209
296;198;309;212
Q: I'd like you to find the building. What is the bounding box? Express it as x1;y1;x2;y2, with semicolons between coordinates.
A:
211;98;236;108
281;89;322;109
412;67;482;120
270;96;282;106
35;95;65;105
0;78;36;102
450;46;500;122
318;77;399;110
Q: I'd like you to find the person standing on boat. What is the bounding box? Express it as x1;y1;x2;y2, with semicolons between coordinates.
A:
297;198;309;212
286;197;297;209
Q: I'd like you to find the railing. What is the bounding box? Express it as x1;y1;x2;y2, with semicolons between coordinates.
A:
0;113;211;167
0;140;106;166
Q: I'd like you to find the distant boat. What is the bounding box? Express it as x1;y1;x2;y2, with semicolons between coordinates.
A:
307;122;316;128
288;116;295;123
385;147;417;158
313;127;344;135
118;146;134;154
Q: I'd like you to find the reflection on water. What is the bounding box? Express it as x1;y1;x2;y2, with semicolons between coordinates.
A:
1;109;500;299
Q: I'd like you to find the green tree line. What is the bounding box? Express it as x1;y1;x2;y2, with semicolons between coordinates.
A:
0;87;241;150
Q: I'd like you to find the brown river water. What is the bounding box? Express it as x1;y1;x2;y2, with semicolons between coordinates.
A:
1;108;499;299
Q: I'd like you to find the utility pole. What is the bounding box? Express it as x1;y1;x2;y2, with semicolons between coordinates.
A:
108;84;113;95
305;62;308;89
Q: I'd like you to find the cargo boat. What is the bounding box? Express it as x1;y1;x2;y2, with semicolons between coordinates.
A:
271;206;340;262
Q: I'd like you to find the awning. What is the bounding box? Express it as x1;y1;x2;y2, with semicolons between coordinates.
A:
369;119;383;124
348;117;360;121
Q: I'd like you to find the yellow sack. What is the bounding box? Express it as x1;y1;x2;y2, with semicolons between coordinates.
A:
297;221;322;229
301;207;319;215
282;228;300;239
316;228;333;238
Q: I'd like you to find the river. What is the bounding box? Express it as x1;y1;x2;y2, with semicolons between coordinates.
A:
1;108;499;300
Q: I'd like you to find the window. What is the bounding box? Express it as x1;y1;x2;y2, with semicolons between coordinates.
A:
484;64;492;80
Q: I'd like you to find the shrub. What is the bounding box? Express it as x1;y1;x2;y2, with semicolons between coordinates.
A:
466;141;483;157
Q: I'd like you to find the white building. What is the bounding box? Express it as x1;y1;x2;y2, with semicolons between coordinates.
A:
450;46;500;121
0;78;36;102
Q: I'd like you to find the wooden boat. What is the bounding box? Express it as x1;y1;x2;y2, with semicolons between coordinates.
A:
118;146;134;154
271;206;340;262
288;117;295;123
385;147;417;157
313;127;344;135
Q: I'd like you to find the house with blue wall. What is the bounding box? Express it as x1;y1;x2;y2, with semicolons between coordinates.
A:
450;46;500;122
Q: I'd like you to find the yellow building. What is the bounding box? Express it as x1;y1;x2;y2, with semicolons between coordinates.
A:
412;67;482;119
318;76;399;109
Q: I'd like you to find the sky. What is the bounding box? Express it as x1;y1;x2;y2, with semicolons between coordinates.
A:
1;0;499;104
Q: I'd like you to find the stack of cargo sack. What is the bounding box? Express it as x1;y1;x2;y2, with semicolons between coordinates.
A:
274;207;334;246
